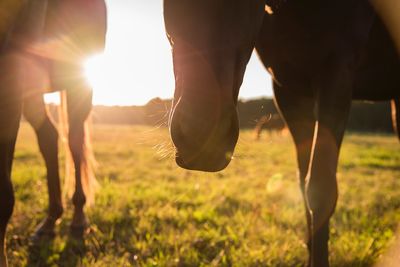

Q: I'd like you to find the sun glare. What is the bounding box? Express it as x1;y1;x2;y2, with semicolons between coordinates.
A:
84;55;104;87
84;54;106;89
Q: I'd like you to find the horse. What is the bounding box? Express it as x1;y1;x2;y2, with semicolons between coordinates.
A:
254;114;286;140
0;1;106;266
163;0;399;266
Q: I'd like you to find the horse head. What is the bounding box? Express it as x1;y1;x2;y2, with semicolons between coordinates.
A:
164;0;265;171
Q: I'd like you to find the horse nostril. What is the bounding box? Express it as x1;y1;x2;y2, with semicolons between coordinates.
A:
175;153;187;168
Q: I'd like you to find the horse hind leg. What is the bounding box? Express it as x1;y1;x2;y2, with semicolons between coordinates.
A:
391;99;400;142
273;83;316;266
0;125;20;267
64;87;95;237
0;54;23;267
0;136;19;267
23;94;63;240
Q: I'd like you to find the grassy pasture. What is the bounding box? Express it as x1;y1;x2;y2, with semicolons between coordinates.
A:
7;123;400;266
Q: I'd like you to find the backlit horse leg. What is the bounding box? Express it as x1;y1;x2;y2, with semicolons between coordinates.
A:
305;125;339;267
391;99;400;141
0;54;23;267
273;83;316;266
306;62;353;267
66;86;93;235
23;94;63;239
0;139;18;267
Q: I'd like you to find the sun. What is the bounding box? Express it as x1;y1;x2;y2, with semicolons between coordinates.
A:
83;53;120;105
77;1;176;106
84;54;107;90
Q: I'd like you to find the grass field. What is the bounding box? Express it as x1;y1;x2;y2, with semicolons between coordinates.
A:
7;123;400;266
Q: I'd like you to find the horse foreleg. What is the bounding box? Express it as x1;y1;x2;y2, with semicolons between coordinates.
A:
273;83;316;266
23;94;63;240
0;54;23;267
66;87;93;236
391;99;400;142
305;64;353;267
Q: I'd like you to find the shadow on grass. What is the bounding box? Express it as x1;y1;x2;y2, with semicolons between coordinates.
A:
27;237;56;267
27;234;86;267
58;235;86;267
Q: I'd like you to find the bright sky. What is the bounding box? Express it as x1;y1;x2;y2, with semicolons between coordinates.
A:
47;0;272;106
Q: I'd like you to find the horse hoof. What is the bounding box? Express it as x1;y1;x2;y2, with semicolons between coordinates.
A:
31;216;61;244
30;229;56;244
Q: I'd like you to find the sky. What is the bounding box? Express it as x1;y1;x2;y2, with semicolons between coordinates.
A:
47;0;273;106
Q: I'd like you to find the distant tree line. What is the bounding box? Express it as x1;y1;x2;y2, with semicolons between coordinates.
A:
237;98;394;133
44;97;395;133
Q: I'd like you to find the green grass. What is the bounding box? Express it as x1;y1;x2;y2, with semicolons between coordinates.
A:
7;123;400;266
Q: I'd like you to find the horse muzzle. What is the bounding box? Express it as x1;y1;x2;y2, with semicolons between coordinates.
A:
169;97;239;172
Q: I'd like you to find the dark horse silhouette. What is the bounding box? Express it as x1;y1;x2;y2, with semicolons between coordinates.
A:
164;0;399;266
0;1;106;266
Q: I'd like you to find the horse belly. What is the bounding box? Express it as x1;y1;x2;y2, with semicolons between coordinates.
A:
353;65;400;101
353;17;400;101
41;0;107;63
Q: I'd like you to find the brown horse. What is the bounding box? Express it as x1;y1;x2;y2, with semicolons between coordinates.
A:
254;114;286;140
0;1;106;266
164;0;399;266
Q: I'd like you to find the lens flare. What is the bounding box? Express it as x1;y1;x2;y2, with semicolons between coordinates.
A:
84;54;106;88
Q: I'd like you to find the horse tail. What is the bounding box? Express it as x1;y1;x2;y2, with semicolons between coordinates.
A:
80;115;97;206
391;99;400;142
58;91;73;204
59;90;97;206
